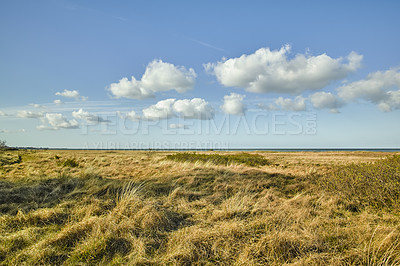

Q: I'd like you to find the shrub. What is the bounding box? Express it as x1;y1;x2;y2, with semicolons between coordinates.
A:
165;152;270;167
317;155;400;210
60;158;79;168
0;140;8;150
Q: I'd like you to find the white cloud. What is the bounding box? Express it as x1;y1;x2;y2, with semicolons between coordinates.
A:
205;45;362;94
173;98;215;119
31;104;44;108
140;98;214;120
108;77;154;100
337;68;400;112
55;89;87;101
54;99;64;105
275;96;306;111
37;113;79;130
72;109;111;123
257;103;278;111
220;93;246;115
310;92;344;113
16;110;44;118
56;89;79;98
108;60;196;100
377;90;400;112
141;60;196;93
117;110;141;121
169;123;188;129
116;111;124;119
125;110;141;121
0;111;8;116
142;98;176;120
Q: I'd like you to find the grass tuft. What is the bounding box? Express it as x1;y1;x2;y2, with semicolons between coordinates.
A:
59;158;79;168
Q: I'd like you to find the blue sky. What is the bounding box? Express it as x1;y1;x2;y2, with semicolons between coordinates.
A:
1;0;400;149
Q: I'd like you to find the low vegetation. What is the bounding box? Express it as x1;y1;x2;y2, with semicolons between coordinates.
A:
58;158;79;168
166;152;270;167
317;155;400;211
0;140;8;150
0;149;400;265
0;153;21;166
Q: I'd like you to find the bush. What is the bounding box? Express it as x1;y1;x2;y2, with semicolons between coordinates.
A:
0;140;7;150
317;155;400;210
60;158;79;168
165;152;270;167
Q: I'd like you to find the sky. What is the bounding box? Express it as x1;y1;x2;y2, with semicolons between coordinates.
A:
0;0;400;149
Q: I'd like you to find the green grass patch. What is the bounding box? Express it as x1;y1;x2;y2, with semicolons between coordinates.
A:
59;158;79;168
165;152;270;167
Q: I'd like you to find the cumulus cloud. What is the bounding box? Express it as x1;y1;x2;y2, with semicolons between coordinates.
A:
337;68;400;112
310;92;344;113
173;98;215;119
275;96;307;111
108;60;196;100
377;90;400;112
108;77;153;100
37;113;79;130
54;99;63;105
56;89;79;98
125;110;141;121
205;45;362;94
117;110;141;121
0;111;8;116
31;104;44;108
220;93;246;115
141;60;196;93
257;103;278;111
142;99;176;120
16;110;44;118
72;109;111;123
55;89;87;101
140;98;215;120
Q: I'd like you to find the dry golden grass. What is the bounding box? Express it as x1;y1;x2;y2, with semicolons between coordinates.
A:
0;149;399;265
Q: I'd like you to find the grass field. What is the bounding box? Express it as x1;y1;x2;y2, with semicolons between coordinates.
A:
1;149;400;265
